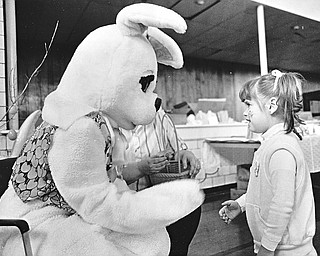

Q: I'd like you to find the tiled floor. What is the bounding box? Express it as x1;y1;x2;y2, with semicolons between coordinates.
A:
188;185;320;256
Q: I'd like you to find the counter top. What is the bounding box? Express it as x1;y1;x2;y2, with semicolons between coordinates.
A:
175;123;247;129
203;134;320;173
175;123;249;141
204;137;260;149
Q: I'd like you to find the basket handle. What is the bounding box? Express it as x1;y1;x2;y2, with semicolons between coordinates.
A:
160;113;181;174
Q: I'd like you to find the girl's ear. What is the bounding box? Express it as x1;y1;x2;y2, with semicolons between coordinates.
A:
267;97;278;114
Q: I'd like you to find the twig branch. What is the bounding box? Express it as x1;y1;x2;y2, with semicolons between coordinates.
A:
0;20;59;129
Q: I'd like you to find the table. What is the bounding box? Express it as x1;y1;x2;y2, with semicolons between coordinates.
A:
202;137;260;172
201;137;260;196
201;135;320;195
202;135;320;175
299;134;320;173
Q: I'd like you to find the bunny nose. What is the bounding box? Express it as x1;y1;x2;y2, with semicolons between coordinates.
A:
155;98;162;111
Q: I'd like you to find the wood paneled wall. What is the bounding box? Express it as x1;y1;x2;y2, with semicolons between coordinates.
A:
16;46;320;125
156;58;262;122
17;45;72;124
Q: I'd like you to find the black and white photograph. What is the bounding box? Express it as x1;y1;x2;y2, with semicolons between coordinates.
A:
0;0;319;255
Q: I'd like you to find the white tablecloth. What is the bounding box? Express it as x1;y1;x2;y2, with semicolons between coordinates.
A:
299;134;320;173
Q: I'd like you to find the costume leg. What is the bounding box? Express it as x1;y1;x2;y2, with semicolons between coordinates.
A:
166;206;201;256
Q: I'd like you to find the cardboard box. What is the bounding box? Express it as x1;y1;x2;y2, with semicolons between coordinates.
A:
237;164;250;190
230;188;246;200
237;180;249;190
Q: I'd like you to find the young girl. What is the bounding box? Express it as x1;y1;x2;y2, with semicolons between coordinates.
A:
219;70;317;256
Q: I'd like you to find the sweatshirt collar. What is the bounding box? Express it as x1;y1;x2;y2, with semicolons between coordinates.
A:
261;123;286;141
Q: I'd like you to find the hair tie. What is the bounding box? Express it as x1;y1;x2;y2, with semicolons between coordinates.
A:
271;69;283;91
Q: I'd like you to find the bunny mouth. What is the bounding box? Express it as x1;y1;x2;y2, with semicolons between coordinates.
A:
139;75;154;93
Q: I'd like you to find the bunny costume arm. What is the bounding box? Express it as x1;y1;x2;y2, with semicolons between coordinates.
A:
49;116;204;234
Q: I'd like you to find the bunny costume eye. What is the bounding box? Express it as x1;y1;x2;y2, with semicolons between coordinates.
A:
139;75;154;93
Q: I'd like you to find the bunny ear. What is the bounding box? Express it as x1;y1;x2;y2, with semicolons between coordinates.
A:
147;27;183;69
116;3;187;36
116;3;187;69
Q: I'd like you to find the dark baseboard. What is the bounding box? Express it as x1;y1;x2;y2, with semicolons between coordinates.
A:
203;183;236;203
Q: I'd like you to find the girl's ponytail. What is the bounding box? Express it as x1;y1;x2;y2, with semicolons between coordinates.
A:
272;70;305;135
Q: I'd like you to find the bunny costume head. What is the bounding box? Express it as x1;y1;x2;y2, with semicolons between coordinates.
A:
42;3;186;130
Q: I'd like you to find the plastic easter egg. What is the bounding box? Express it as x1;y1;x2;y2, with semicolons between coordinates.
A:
8;129;17;140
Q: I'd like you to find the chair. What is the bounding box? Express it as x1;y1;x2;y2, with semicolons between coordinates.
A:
0;110;41;256
0;157;33;256
11;110;42;157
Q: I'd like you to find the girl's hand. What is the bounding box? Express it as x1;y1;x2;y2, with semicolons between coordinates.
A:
218;200;241;224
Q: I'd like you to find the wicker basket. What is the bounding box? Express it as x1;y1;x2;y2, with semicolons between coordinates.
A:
149;160;190;185
149;113;191;185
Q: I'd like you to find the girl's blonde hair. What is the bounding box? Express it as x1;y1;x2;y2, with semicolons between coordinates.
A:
239;70;305;136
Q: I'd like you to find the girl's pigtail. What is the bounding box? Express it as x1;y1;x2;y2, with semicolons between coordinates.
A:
273;71;305;135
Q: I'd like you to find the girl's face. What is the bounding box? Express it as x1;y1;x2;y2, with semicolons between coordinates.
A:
243;99;270;134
